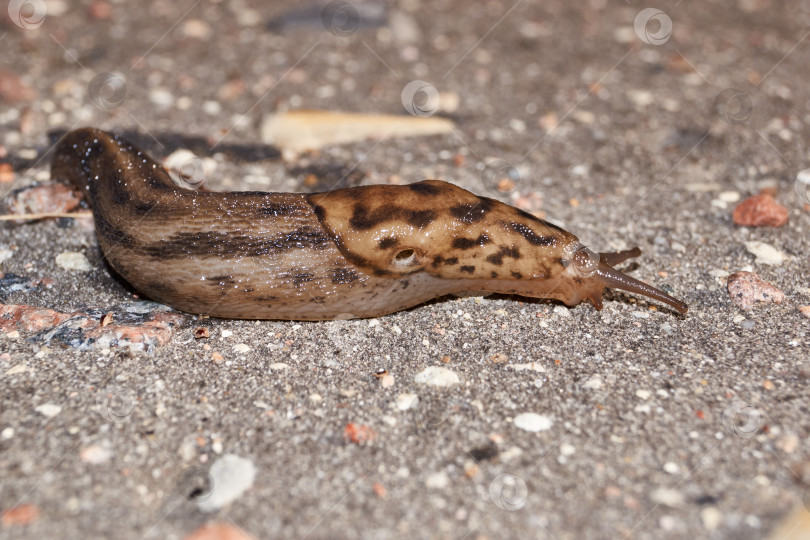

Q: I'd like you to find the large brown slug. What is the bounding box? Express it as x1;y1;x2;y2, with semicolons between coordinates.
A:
50;127;688;320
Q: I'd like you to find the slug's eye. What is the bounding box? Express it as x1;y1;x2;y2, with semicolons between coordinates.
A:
393;248;417;266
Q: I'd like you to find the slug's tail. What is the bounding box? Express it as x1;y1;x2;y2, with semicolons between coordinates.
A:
595;249;688;314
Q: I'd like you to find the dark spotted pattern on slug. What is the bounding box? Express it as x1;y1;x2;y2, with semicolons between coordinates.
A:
50;128;688;320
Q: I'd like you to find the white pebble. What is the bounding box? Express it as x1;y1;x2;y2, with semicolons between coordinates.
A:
583;376;603;390
149;87;175;107
203;100;222;115
80;444;112;464
560;443;576;456
220;330;233;338
663;462;680;474
636;389;651;400
718;191;741;203
395;393;419;411
1;427;14;439
0;248;13;263
553;305;571;317
414;366;460;387
513;412;553;432
35;403;62;418
507;362;547;373
745;241;785;266
650;487;684;507
196;454;257;512
233;343;250;353
425;471;449;489
268;363;289;370
55;251;91;272
701;507;723;531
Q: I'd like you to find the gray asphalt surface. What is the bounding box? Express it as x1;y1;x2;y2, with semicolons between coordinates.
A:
1;1;809;539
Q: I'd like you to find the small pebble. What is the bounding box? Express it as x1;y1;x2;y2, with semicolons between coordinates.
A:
513;412;553;432
745;241;785;266
560;443;576;456
1;503;40;526
663;462;680;474
35;403;62;417
650;487;684;507
636;389;651;400
380;374;395;388
583;376;603;390
1;427;14;439
799;306;810;319
55;251;91;272
727;271;785;309
233;343;250;353
425;471;450;489
196;454;257;512
268;363;289;370
414;366;460;387
395;393;419;411
149;87;175;107
701;507;723;531
80;444;112;464
732;194;788;227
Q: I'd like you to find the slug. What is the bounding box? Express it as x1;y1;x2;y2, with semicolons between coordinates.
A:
50;127;688;320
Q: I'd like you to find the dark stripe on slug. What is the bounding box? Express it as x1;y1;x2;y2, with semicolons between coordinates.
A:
331;267;360;284
292;272;315;285
407;209;437;229
449;199;493;224
506;222;557;246
451;234;491;250
408;182;441;195
141;226;330;259
349;204;437;230
516;207;567;233
378;237;398;250
460;265;475;274
258;202;309;217
312;203;326;221
511;271;522;279
485;246;521;266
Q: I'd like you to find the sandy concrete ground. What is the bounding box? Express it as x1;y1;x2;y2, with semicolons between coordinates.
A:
1;0;809;538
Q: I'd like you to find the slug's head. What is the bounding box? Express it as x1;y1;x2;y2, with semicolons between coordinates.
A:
308;180;687;314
